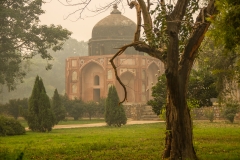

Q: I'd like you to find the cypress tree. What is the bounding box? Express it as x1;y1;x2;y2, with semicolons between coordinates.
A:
28;76;55;132
51;89;66;124
105;85;127;127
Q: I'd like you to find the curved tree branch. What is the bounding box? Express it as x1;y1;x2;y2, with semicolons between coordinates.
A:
110;41;144;104
137;0;154;42
129;1;142;41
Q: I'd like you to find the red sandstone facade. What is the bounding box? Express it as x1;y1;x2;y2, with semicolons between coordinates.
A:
65;5;164;104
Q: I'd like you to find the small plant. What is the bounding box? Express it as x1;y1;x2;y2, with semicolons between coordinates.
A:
159;107;166;121
204;109;214;122
223;100;239;123
0;116;26;136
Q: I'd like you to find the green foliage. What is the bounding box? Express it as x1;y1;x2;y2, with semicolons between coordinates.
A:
147;1;200;52
159;107;166;120
0;0;71;91
0;103;5;115
84;101;98;120
188;68;218;107
223;100;239;123
67;98;85;120
2;98;28;120
27;76;55;132
198;38;240;101
105;85;127;127
0;148;24;160
0;38;88;104
60;94;106;120
204;109;215;122
0;116;25;136
97;98;106;117
51;89;66;124
147;75;166;115
210;0;240;50
148;71;218;115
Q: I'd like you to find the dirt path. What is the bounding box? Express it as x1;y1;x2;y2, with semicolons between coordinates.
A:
26;120;164;130
53;120;164;129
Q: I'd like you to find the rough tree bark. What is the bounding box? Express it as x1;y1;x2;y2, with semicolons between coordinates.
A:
111;0;216;159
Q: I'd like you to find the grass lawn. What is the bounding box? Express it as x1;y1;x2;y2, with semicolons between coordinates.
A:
0;121;240;160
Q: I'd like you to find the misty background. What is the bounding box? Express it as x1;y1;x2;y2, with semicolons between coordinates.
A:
0;1;137;103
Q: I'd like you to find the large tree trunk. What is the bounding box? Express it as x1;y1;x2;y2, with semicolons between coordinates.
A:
163;74;197;160
162;6;198;157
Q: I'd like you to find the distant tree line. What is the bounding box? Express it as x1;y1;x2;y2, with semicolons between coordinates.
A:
0;76;127;134
0;76;106;131
0;38;88;104
0;93;105;123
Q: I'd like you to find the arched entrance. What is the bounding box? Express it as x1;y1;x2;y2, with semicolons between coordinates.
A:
117;71;135;103
147;62;160;100
81;61;104;102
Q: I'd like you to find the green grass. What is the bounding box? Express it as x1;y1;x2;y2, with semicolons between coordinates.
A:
0;121;240;160
193;121;240;160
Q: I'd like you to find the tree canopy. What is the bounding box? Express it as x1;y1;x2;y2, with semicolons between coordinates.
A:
0;0;71;91
0;38;87;104
211;0;240;50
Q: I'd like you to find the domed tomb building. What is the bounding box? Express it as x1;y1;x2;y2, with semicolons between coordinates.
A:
65;5;164;106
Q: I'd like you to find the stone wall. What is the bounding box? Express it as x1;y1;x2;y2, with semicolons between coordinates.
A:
123;103;240;121
192;104;240;120
123;104;145;120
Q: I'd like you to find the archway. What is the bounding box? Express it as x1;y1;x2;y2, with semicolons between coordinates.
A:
147;62;160;100
94;75;100;85
117;71;135;103
81;61;104;102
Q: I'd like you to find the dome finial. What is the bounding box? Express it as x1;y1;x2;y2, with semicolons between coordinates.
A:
113;4;118;10
111;4;121;14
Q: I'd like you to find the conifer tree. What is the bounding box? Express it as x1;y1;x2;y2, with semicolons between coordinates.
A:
105;85;127;127
51;89;66;124
28;76;55;132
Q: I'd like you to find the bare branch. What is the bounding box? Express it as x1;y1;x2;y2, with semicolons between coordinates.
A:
129;1;142;41
110;41;144;104
134;43;166;62
110;40;166;104
58;0;122;20
137;0;154;41
170;0;188;21
147;0;151;11
179;0;216;70
160;0;166;12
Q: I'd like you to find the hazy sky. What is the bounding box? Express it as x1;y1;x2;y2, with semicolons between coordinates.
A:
40;0;137;42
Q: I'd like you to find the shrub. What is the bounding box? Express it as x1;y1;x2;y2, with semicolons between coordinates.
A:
159;107;166;121
68;99;85;120
0;116;25;136
105;85;127;127
51;89;66;124
223;101;239;123
204;109;214;122
84;101;98;120
28;76;55;132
